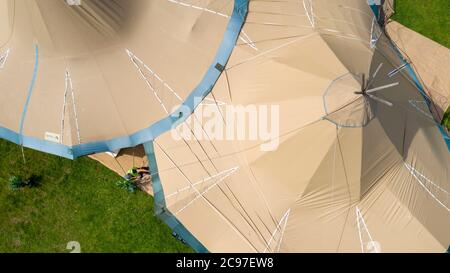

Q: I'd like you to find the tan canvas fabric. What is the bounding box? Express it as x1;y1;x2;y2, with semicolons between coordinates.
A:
152;0;450;252
383;0;395;19
1;0;449;253
386;21;450;122
0;0;232;145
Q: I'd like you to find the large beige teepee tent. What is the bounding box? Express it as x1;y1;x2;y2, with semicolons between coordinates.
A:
0;0;449;253
0;0;239;155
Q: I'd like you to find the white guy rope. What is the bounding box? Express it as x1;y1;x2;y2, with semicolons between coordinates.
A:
370;16;381;48
388;62;409;78
126;49;171;114
408;100;434;120
404;163;450;212
302;0;315;28
356;206;380;253
166;166;239;199
60;71;70;144
173;166;240;215
0;48;10;69
263;209;291;253
62;70;81;144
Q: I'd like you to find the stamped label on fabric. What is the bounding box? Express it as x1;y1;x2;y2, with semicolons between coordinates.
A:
45;132;61;144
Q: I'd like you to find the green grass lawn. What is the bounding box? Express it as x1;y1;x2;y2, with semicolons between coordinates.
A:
0;139;193;253
443;106;450;130
392;0;450;49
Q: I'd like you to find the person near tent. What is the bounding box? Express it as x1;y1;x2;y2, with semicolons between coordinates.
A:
123;167;150;182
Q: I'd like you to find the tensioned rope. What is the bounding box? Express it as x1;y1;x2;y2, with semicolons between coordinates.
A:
0;49;10;69
126;49;221;156
263;209;291;253
148;82;278;250
172;167;240;214
154;141;261;252
334;126;355;252
208;88;282;236
166;166;239;200
173;118;276;250
127;44;280;250
152;117;323;178
356;206;380;253
404;162;450;212
61;70;82;145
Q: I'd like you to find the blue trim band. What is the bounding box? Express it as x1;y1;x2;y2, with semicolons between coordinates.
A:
137;0;247;253
0;1;249;160
368;1;381;20
1;4;250;253
141;0;249;253
19;44;39;145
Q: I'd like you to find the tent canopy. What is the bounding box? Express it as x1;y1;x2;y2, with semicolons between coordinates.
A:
0;0;449;253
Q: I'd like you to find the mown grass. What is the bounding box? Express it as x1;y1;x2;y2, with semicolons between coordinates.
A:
392;0;450;49
0;139;193;253
443;106;450;130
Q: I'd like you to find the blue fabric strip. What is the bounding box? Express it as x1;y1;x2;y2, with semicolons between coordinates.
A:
139;0;248;253
368;1;381;20
3;0;249;250
0;1;250;160
19;44;39;145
